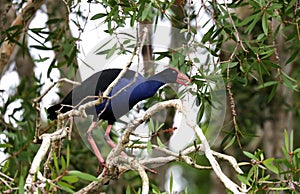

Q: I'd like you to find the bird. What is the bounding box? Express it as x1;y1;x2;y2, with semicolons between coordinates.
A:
47;67;190;168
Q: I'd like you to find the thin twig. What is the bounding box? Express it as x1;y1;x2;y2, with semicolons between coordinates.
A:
223;0;248;53
111;156;149;194
187;120;246;193
24;127;69;192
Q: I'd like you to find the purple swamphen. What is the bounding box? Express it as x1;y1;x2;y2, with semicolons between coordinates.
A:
47;67;190;168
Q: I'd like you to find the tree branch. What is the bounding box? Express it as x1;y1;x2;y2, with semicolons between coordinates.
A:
78;99;246;193
187;121;247;193
24;127;68;192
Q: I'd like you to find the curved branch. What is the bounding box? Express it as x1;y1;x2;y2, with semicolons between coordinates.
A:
188;122;247;194
24;127;68;192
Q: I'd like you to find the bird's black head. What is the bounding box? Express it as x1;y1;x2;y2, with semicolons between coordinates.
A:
152;68;190;86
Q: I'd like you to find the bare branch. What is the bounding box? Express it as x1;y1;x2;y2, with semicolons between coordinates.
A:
211;150;243;174
24;127;69;192
187;121;246;194
111;156;149;194
32;78;80;143
78;99;246;193
223;0;248;53
76;99;183;193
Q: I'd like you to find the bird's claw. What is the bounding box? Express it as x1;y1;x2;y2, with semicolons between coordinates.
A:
97;161;107;175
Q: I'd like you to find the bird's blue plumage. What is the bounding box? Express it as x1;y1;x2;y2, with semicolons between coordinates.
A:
47;68;187;124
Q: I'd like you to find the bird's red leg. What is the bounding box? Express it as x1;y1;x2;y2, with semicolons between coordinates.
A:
104;124;157;177
104;125;127;156
87;121;106;173
104;124;127;150
103;124;115;148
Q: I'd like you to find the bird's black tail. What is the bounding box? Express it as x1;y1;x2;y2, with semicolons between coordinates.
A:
47;104;72;120
47;104;62;120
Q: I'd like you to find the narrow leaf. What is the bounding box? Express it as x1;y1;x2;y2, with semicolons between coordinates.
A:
147;141;152;155
91;13;107;20
256;81;278;89
61;156;66;171
157;137;167;148
263;158;279;174
237;174;250;186
68;170;99;181
169;171;173;193
53;152;59;173
243;151;258;160
262;13;268;35
284;129;289;152
67;144;70;167
106;43;117;59
126;185;131;194
224;136;235;150
57;181;75;192
61;175;79;183
141;3;152;21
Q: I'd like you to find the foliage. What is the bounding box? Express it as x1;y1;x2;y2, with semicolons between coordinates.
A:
239;130;300;193
0;0;299;193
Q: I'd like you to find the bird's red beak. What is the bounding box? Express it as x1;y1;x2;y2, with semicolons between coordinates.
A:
176;71;190;86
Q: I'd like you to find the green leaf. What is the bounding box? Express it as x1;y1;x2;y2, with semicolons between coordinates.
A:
61;175;79;183
246;13;260;34
30;45;55;50
256;81;278;89
94;38;113;54
33;56;49;63
169;171;173;193
57;181;75;193
294;147;300;154
53;152;59;173
141;3;152;21
268;187;290;191
281;72;298;91
90;13;107;20
243;151;258;160
281;146;290;160
221;62;239;72
151;184;160;194
106;43;117;59
284;129;289;152
202;26;214;43
256;33;265;41
267;84;277;103
68;170;99;182
290;130;294;152
157;137;167;148
148;118;154;133
0;143;13;148
224;136;235;150
193;57;200;63
46;18;64;25
236;14;257;27
18;175;24;194
237;174;250;186
286;48;300;64
67;144;70;167
227;62;239;68
61;156;66;171
147;141;152;155
126;185;131;194
123;39;131;45
262;13;268;35
155;121;164;132
263;158;279;174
